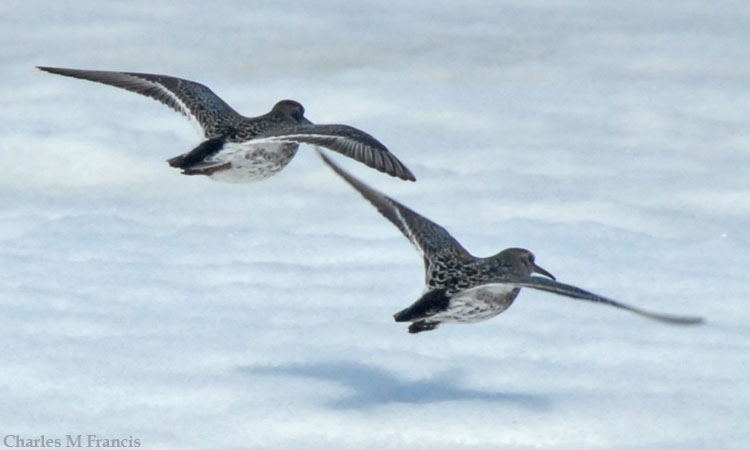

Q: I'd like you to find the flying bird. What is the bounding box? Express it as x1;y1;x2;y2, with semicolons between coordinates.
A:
38;67;415;183
318;151;703;333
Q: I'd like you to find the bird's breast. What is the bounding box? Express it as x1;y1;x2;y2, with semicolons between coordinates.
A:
206;141;299;183
437;284;521;323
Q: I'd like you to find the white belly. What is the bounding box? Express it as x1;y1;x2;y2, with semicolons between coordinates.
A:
207;141;298;183
433;284;520;324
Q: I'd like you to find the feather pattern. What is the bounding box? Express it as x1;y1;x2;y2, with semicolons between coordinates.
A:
37;66;243;138
319;150;704;333
254;125;415;181
316;150;469;270
37;66;416;182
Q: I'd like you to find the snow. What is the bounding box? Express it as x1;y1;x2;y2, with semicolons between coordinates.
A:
1;1;749;449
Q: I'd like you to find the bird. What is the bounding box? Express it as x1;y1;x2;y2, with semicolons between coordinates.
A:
37;66;415;183
317;151;704;333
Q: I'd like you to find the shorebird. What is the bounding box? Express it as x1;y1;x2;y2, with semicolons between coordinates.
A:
38;66;415;183
318;151;704;333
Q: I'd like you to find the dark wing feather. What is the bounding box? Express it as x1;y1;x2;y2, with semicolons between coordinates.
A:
507;276;704;325
257;124;415;181
318;151;470;268
37;66;243;137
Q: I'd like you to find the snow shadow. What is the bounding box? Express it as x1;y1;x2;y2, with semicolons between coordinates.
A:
239;361;550;410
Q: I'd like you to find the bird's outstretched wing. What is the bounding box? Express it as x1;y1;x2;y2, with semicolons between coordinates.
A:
318;150;470;266
256;124;415;181
500;277;704;325
37;66;243;138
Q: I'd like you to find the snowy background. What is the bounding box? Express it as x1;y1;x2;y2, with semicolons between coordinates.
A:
1;1;749;449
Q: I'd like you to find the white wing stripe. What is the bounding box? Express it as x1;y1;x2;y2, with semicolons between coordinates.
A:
393;206;425;259
141;77;205;133
249;134;348;145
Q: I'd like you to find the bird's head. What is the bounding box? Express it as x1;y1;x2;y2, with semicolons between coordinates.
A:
498;248;556;280
271;99;312;125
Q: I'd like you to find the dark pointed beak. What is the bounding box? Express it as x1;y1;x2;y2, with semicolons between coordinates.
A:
532;263;556;280
300;117;312;125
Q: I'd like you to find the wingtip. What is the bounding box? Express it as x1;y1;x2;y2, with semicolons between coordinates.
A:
390;169;416;182
678;316;705;326
37;66;70;76
385;153;416;182
381;165;416;182
640;311;705;326
378;157;416;182
348;147;416;182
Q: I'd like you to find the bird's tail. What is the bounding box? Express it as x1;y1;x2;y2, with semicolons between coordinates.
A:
166;137;225;169
166;154;187;168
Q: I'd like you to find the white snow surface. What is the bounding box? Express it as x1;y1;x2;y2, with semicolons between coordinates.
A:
1;1;749;449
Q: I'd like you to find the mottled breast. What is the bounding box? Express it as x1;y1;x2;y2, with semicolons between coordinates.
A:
435;284;521;323
207;141;299;183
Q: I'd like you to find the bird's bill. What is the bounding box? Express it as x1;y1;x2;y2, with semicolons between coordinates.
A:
300;117;313;125
532;263;556;280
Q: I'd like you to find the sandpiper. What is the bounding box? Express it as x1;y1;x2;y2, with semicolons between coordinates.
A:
38;66;415;183
318;151;703;333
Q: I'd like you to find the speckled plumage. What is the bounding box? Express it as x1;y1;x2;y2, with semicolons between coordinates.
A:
38;66;415;182
318;151;704;333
